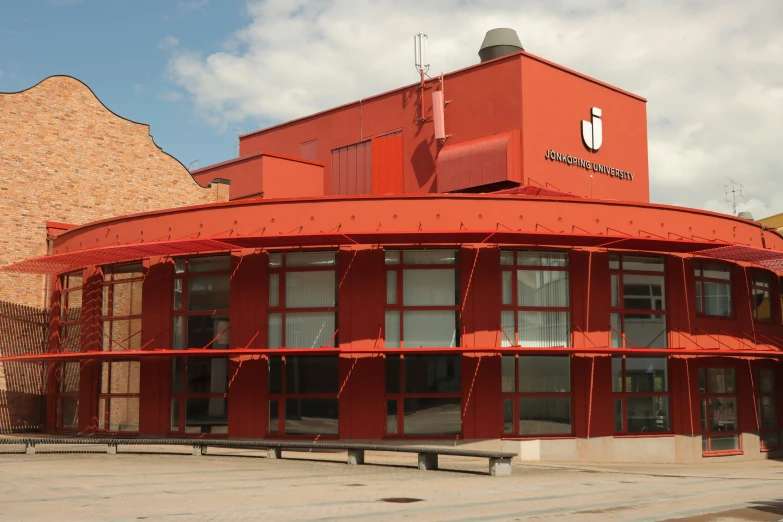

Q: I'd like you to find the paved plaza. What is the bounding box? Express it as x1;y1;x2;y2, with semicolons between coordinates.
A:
0;445;781;521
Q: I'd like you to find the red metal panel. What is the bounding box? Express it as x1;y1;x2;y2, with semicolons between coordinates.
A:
331;149;340;196
461;354;502;439
339;147;348;196
347;145;357;195
355;143;365;195
371;132;403;195
437;131;521;192
139;260;174;435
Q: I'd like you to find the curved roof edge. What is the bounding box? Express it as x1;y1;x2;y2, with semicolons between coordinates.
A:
0;74;201;187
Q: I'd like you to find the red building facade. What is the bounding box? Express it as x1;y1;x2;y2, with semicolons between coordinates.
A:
3;47;783;463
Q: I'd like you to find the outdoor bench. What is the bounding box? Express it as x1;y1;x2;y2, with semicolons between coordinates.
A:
0;437;517;476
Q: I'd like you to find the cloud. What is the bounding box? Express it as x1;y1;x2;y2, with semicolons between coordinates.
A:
178;0;209;11
158;90;184;102
165;0;783;216
158;36;179;51
133;83;147;94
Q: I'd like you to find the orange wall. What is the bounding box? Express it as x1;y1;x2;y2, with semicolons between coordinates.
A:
520;55;649;202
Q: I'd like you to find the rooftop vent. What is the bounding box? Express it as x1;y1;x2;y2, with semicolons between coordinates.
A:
738;211;754;221
478;28;524;63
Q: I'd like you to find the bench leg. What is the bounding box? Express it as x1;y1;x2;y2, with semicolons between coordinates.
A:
192;445;207;456
418;453;438;471
107;443;118;455
489;457;512;477
25;442;35;455
267;447;282;459
347;449;365;465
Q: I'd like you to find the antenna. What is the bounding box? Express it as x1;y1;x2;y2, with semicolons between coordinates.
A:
414;33;429;76
724;177;744;216
234;126;249;157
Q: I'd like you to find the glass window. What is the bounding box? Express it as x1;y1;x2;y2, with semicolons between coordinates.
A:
752;271;773;322
694;261;732;317
610;254;667;348
170;255;232;435
386;355;462;436
268;251;337;348
59;271;83;353
386;249;459;348
268;356;340;437
56;361;80;431
612;356;670;434
502;355;572;436
699;366;739;453
758;368;779;450
500;251;570;348
403;398;461;436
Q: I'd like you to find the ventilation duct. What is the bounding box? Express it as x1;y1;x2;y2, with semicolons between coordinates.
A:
478;28;524;63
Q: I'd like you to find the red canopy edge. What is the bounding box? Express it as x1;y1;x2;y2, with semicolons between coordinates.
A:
4;229;774;275
2;346;781;363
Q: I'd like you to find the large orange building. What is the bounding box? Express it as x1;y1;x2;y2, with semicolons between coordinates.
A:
3;30;782;463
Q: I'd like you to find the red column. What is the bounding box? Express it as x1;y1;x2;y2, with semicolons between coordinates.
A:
78;265;102;432
139;258;174;436
227;251;268;438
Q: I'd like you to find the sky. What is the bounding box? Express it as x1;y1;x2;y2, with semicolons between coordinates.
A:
1;0;782;218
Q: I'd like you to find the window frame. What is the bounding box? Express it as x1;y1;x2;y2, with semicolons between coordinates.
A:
751;269;774;323
267;355;340;438
267;250;338;349
500;250;571;348
384;249;460;349
693;260;734;319
385;354;463;438
97;263;144;434
501;354;573;438
699;366;742;455
55;361;80;432
59;271;83;353
170;254;232;436
612;355;671;435
609;253;668;349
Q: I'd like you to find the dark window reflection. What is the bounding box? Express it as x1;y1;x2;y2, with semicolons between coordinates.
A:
285;356;339;394
268;357;282;394
626;396;669;433
186;358;228;394
518;397;571;435
285;398;338;435
187;315;229;349
403;398;461;435
386;355;400;393
404;355;461;394
185;397;227;434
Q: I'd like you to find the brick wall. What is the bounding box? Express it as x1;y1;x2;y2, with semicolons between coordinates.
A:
0;75;226;308
0;75;227;432
0;301;48;433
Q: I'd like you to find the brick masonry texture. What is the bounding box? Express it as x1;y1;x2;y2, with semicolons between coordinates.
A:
0;75;227;431
0;75;225;308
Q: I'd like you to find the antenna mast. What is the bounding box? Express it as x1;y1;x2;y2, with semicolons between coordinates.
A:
724;177;744;216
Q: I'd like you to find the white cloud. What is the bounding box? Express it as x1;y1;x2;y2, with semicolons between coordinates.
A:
165;0;783;216
158;90;184;102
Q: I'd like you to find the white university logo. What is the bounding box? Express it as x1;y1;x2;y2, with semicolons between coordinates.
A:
581;107;602;152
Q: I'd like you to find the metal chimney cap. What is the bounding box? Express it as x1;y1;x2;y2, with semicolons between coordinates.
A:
737;211;754;220
479;28;524;62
